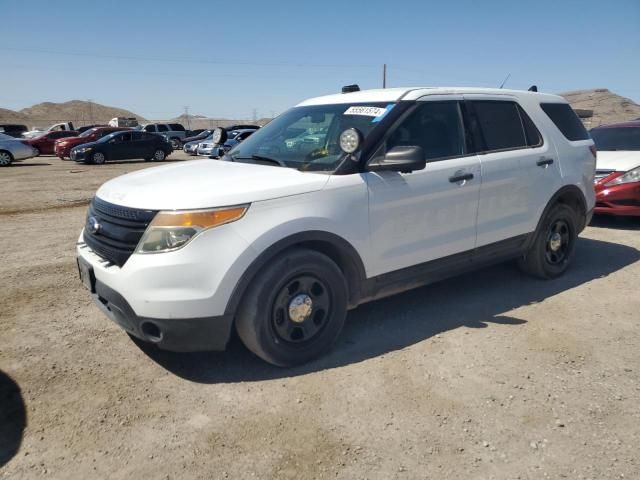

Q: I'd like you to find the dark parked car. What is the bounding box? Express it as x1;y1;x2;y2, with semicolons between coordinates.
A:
24;130;79;155
70;131;172;164
54;126;133;159
0;124;28;138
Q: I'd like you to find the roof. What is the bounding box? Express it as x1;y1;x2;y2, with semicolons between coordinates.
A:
591;120;640;129
297;87;565;106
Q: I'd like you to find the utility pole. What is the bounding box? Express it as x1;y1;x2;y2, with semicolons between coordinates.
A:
184;106;191;130
383;64;387;89
87;99;94;124
252;109;258;123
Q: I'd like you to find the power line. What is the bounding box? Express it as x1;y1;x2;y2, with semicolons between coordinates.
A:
0;46;380;69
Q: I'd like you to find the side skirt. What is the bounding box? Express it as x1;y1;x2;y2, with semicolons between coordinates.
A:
357;234;531;306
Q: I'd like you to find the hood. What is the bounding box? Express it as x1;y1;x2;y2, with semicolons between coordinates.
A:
72;139;103;149
596;151;640;172
96;159;330;210
56;136;83;144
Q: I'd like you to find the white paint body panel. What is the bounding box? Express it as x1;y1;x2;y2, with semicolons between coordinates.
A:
78;86;595;320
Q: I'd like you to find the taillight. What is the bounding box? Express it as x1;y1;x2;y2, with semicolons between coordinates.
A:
589;144;597;159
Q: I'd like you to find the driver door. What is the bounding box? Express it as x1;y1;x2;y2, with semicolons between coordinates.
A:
109;132;132;160
365;97;481;277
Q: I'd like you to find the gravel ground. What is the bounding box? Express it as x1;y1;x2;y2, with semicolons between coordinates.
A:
1;154;639;479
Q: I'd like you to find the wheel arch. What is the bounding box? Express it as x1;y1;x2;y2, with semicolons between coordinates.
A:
535;185;588;237
224;230;367;316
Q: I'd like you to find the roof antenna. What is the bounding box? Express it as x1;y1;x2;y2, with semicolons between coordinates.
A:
528;85;538;92
499;73;511;89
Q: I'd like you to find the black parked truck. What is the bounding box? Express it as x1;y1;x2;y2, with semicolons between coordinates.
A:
0;124;28;138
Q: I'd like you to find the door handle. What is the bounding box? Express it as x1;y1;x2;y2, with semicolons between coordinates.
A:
536;157;554;167
449;172;474;183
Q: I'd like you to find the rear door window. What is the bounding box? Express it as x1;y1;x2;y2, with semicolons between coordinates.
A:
540;103;589;141
157;124;169;132
471;101;527;151
518;106;543;147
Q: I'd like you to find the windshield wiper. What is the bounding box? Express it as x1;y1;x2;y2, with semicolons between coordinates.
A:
232;155;287;167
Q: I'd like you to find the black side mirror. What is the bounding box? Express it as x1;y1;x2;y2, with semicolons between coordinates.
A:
367;146;426;173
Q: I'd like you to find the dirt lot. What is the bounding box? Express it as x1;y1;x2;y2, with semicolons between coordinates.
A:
1;153;639;479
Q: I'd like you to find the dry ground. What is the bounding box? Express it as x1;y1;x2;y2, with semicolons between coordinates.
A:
1;153;639;479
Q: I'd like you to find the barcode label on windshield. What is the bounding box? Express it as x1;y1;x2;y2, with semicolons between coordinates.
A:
344;106;388;117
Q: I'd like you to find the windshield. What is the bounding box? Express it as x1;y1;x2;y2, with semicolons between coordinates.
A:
98;133;118;143
590;126;640;151
227;103;395;171
80;128;97;138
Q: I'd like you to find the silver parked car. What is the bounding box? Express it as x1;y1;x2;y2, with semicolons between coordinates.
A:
0;133;38;166
184;135;210;155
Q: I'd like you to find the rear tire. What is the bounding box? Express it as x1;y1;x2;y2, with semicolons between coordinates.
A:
518;203;578;279
236;248;348;367
0;150;13;166
169;138;181;149
33;147;40;156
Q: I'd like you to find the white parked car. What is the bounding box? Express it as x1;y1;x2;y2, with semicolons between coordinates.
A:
76;87;595;366
0;133;39;166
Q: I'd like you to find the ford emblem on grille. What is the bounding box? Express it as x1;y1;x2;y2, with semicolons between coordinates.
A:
87;216;101;235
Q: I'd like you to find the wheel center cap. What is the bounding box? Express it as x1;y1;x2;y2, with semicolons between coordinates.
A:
288;294;313;323
549;232;562;252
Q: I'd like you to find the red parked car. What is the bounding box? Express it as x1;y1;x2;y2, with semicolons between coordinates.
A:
24;131;79;156
591;121;640;217
54;126;132;159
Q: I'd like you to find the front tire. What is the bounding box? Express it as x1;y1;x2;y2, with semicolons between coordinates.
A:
518;203;578;279
169;138;181;149
152;149;166;161
33;147;40;157
236;248;348;367
90;151;106;165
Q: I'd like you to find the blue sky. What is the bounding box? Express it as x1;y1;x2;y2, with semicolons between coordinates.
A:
1;0;638;120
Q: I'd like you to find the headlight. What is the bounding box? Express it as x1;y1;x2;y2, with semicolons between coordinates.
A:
605;166;640;186
136;205;248;253
76;146;92;153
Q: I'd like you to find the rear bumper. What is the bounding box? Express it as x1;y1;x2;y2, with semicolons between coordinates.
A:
595;182;640;217
90;278;234;352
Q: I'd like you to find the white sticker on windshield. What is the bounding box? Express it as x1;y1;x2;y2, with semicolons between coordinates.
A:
344;106;388;117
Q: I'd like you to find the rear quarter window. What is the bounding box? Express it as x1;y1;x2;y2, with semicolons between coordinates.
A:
168;123;186;131
540;103;589;141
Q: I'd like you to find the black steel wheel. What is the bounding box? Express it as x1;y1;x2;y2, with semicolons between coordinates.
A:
236;248;348;366
519;203;578;279
271;274;332;345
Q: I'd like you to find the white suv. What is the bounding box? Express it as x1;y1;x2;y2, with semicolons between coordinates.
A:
76;87;596;366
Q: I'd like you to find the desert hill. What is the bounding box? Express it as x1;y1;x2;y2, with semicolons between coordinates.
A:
560;88;640;127
0;100;146;129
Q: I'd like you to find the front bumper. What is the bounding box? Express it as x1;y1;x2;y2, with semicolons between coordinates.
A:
594;181;640;217
88;277;233;351
76;222;255;351
71;149;89;162
55;144;72;158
